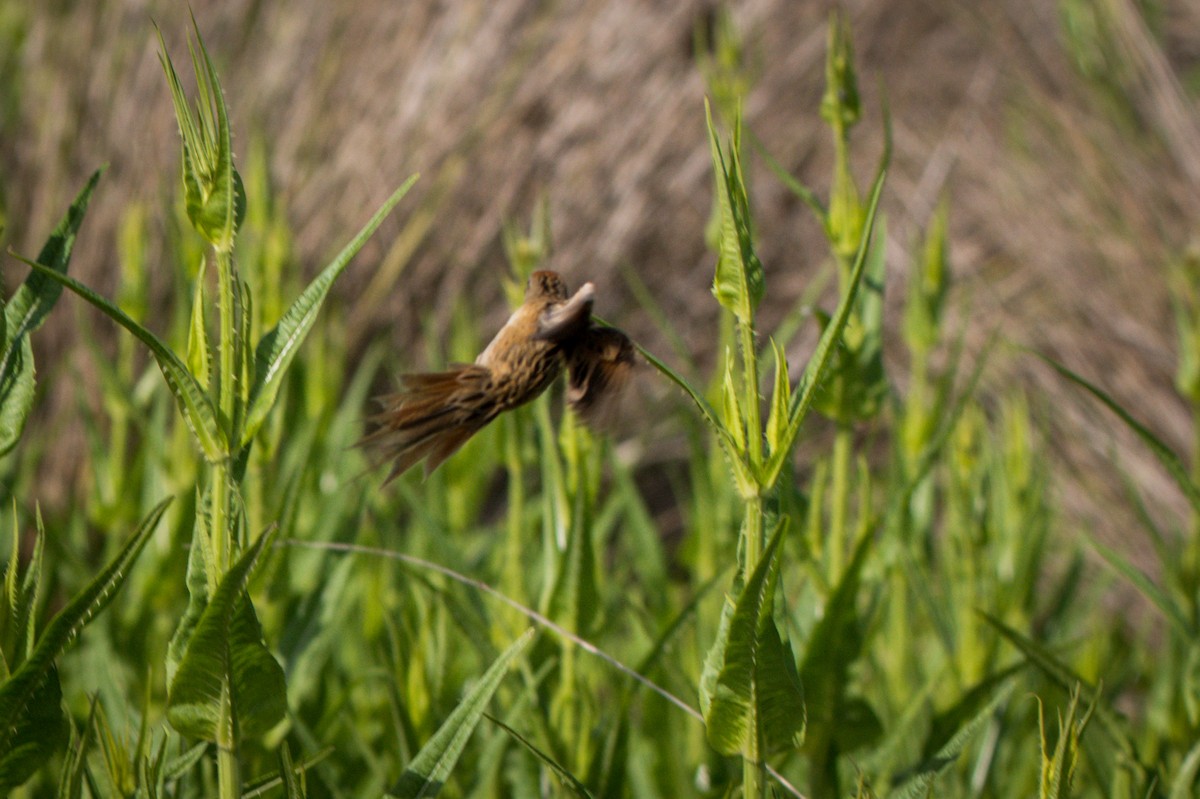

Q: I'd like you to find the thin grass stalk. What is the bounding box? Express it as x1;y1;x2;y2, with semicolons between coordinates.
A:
829;425;852;580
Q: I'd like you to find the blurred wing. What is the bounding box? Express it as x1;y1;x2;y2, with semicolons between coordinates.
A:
564;324;636;425
536;282;595;342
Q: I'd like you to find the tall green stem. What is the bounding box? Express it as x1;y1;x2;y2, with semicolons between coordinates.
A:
217;682;240;799
739;321;763;483
829;425;852;579
742;732;762;799
214;244;241;795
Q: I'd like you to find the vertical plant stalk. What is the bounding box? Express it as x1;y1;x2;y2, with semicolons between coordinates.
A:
829;425;852;579
217;682;240;799
211;246;241;585
738;317;765;573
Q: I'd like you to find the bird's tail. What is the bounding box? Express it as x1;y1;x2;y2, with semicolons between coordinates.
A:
362;364;497;482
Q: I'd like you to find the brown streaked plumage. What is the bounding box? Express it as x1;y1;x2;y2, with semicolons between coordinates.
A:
363;270;635;482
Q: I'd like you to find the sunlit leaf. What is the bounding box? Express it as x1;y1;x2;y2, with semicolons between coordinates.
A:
241;175;417;446
0;168;103;455
0;499;170;784
167;526;285;741
699;521;803;755
16;258;227;461
387;628;534;798
706;101;764;325
887;679;1015;799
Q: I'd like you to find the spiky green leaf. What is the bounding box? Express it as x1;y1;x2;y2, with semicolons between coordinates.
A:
241;175;417;446
765;337;791;454
706;101;764;325
167;526;285;741
0;168;103;455
158;20;244;250
0;499;170;772
699;521;803;755
0;664;67;793
887;679;1015;799
387;628;534;798
16;258;227;461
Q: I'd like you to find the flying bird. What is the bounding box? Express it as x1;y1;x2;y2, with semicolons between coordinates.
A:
364;270;635;481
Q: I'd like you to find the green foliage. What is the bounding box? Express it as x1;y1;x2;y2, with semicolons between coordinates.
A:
699;520;804;756
0;499;169;793
388;629;533;798
4;9;1199;799
167;525;286;741
0;169;102;455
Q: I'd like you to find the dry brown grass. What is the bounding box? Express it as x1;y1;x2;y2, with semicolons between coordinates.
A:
4;0;1200;555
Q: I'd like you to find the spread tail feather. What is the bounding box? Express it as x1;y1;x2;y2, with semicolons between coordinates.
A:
362;364;497;481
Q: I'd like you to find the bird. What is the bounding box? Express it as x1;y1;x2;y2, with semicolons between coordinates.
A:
363;270;635;482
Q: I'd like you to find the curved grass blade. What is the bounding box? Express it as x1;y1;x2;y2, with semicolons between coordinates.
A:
1036;352;1200;515
13;257;227;460
1;168;104;455
981;610;1155;785
1085;531;1192;639
0;498;171;760
886;678;1015;799
242;174;418;446
1170;738;1200;799
167;525;285;740
631;339;749;486
388;628;534;798
485;714;594;798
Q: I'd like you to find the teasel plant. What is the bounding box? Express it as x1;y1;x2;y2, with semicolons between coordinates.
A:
10;17;416;799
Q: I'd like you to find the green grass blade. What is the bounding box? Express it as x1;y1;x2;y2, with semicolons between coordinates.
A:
886;678;1015;799
54;696;97;799
242;746;332;798
485;714;594;798
1169;738;1200;799
982;611;1151;778
167;525;284;740
1;168;103;455
1036;352;1200;515
279;741;304;799
1085;531;1192;638
632;338;747;482
388;628;534;798
0;498;171;760
14;257;227;461
242;174;417;446
750;131;827;224
763;162;887;489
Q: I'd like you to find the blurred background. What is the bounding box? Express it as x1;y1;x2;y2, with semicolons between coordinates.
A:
3;0;1200;555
